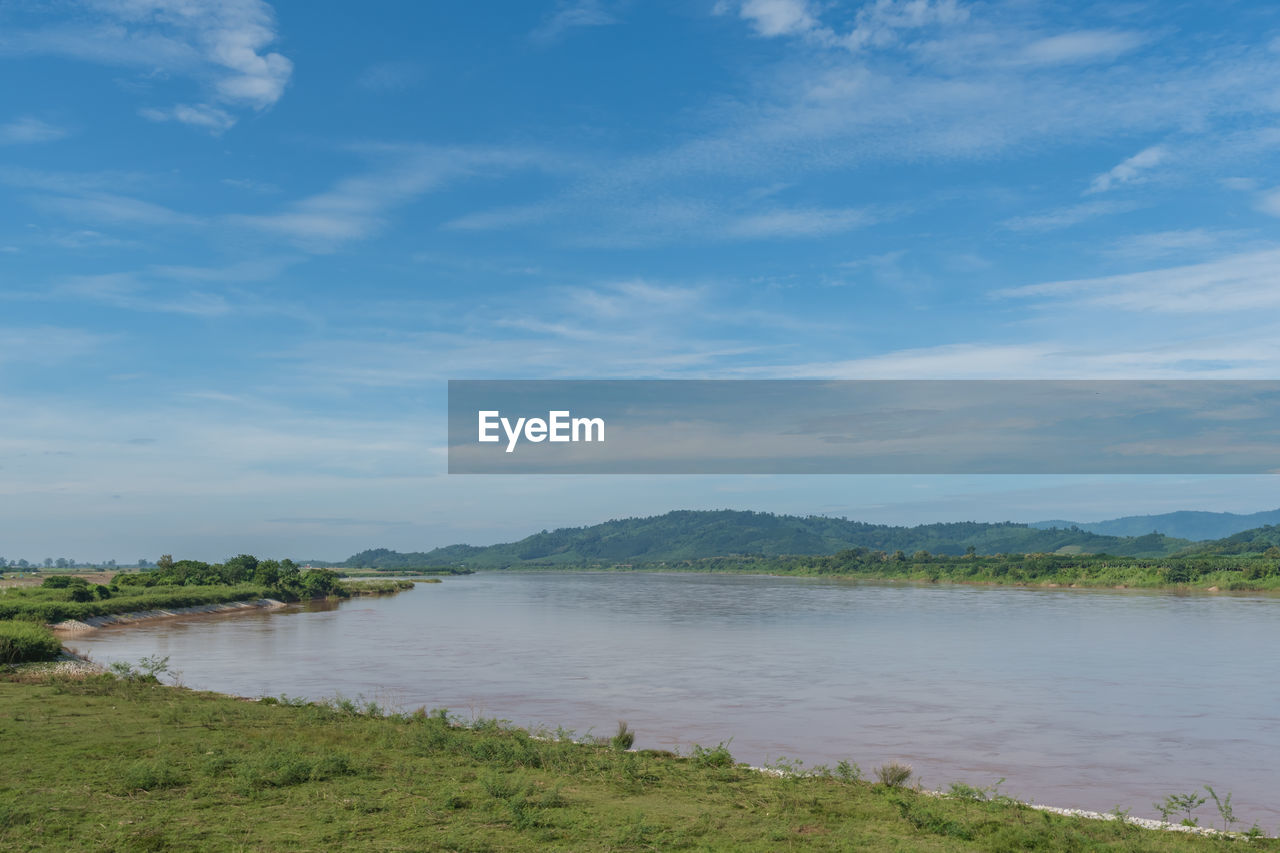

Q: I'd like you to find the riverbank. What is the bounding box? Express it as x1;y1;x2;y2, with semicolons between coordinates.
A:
50;597;287;634
0;670;1269;852
489;558;1280;593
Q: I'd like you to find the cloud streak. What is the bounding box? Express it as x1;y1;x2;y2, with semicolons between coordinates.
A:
2;0;293;131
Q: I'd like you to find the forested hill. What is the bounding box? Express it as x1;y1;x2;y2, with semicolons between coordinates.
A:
1030;508;1280;541
335;510;1190;569
1175;524;1280;556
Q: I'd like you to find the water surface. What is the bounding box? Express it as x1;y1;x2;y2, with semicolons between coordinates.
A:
71;572;1280;826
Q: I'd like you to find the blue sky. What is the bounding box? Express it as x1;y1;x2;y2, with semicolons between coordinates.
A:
3;0;1280;562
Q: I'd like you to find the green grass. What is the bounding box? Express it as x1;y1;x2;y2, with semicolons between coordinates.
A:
0;583;269;623
0;621;61;664
0;671;1271;852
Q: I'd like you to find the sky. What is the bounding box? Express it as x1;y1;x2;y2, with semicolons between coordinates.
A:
2;0;1280;562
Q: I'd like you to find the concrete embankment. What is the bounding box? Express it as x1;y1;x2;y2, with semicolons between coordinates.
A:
50;598;286;634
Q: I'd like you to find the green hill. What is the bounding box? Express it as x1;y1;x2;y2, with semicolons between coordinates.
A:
340;510;1191;569
1030;508;1280;541
1175;523;1280;556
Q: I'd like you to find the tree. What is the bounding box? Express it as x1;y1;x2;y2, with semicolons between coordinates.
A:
156;554;175;571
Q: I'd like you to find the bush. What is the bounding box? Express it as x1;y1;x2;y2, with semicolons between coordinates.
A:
611;720;636;751
0;620;62;664
874;761;913;788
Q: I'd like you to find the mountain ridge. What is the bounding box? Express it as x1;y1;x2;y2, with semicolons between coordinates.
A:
1029;508;1280;541
324;509;1195;569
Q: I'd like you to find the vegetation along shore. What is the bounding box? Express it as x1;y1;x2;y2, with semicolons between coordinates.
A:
0;554;415;666
1;665;1274;851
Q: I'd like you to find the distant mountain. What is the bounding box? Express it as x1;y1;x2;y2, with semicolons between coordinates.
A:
339;510;1190;569
1029;509;1280;541
1176;524;1280;555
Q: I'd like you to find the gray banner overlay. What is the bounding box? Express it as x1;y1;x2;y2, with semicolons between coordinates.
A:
448;380;1280;474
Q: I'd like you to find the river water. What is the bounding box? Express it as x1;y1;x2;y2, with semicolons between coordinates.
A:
69;572;1280;827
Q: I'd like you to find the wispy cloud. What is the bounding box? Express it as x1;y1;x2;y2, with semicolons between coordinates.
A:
1002;200;1136;232
30;192;202;227
1088;145;1168;193
0;116;69;144
0;326;114;366
1103;228;1246;261
722;206;875;238
530;0;619;44
998;248;1280;314
1254;186;1280;217
717;0;967;49
2;0;293;131
139;103;235;133
1016;30;1146;67
230;145;556;250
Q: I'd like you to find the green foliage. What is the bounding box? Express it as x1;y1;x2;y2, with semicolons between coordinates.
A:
610;720;635;751
120;759;186;792
688;741;734;768
0;673;1272;852
1154;792;1206;825
835;759;861;782
0;583;266;623
340;509;1195;570
1203;785;1236;831
0;621;61;664
874;761;913;788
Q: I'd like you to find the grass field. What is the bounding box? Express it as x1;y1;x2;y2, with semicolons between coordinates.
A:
0;669;1271;852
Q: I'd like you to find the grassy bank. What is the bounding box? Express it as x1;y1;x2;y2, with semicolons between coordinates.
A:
0;670;1270;852
339;579;421;596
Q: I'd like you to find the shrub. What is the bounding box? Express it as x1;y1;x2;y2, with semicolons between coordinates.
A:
611;720;636;751
689;742;734;768
0;620;62;664
874;761;913;788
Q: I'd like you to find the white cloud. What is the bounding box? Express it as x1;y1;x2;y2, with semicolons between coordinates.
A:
719;0;965;48
1088;145;1168;193
1002;200;1136;232
231;145;551;250
30;192;202;227
1016;30;1145;66
2;0;292;131
998;248;1280;315
1103;228;1243;261
140;103;236;133
733;0;821;39
530;0;618;44
0;116;69;144
723;206;874;238
1254;187;1280;217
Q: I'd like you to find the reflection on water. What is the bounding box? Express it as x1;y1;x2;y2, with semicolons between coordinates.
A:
72;572;1280;825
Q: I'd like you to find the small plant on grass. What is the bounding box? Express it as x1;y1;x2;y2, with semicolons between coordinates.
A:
1204;784;1237;831
611;720;635;751
689;741;734;768
835;759;861;782
875;761;913;788
1154;791;1206;826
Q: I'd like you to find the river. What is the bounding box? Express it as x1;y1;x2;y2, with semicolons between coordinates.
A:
68;571;1280;828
